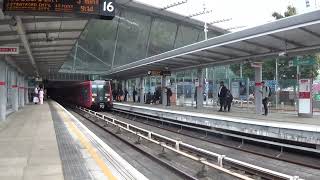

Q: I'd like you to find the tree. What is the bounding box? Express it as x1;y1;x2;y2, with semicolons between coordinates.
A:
230;6;320;86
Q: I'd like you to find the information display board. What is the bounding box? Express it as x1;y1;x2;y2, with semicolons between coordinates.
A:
231;78;248;100
298;79;313;117
3;0;115;20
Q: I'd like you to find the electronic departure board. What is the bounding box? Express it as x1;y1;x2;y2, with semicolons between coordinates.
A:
3;0;115;20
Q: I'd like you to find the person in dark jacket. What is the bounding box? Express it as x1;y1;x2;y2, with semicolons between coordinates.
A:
146;92;152;104
133;88;137;103
224;90;233;112
218;81;228;112
124;88;128;102
117;88;123;102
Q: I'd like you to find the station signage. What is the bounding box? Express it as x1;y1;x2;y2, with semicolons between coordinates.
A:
0;46;19;54
3;0;115;20
147;70;171;76
289;56;316;67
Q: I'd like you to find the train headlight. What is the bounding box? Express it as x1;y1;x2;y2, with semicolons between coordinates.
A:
92;98;95;102
107;98;110;101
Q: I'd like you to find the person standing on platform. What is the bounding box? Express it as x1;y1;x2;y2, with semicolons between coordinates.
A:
224;90;233;112
33;87;39;104
124;88;128;102
259;81;270;116
39;88;44;105
166;87;172;106
112;88;117;102
117;88;123;102
218;81;227;112
133;88;137;103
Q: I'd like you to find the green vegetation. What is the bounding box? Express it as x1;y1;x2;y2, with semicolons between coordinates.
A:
230;6;320;84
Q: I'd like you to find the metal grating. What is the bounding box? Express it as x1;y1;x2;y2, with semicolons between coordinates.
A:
49;102;92;180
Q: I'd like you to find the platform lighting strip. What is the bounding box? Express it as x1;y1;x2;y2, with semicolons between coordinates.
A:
160;0;188;10
77;106;302;180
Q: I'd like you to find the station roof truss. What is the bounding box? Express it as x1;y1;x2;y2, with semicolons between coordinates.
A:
0;0;227;77
104;10;320;79
0;13;88;75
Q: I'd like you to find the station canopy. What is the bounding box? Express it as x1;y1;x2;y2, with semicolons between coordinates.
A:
105;9;320;78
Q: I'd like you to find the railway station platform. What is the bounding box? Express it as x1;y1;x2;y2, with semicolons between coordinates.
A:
0;101;147;180
113;102;320;146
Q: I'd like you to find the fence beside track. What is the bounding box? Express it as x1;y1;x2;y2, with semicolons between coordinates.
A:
76;105;302;180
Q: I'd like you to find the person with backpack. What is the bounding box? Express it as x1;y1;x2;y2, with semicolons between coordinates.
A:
218;81;228;112
224;90;233;112
259;81;271;116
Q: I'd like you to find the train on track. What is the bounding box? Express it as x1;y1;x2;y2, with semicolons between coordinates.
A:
52;80;113;110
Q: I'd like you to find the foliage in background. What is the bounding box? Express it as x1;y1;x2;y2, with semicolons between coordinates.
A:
230;6;320;86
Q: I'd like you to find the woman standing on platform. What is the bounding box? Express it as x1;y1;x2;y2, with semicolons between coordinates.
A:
39;88;44;105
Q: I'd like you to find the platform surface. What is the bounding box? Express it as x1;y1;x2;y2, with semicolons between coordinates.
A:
0;101;147;180
115;102;320;132
0;102;64;180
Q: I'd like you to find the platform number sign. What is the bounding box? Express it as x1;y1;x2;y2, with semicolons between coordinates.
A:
101;0;115;19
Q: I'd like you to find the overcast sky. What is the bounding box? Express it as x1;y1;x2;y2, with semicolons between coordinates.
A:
136;0;320;31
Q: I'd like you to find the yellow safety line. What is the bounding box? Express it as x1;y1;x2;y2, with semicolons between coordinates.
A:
59;111;117;180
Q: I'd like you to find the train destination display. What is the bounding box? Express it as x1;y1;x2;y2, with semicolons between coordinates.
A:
3;0;115;20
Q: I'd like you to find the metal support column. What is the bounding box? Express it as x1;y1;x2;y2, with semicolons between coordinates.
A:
145;17;154;58
240;63;243;78
25;79;29;104
172;24;180;49
162;76;167;106
72;41;78;71
0;58;7;121
111;12;122;69
196;68;204;108
12;71;19;112
275;58;279;110
255;65;263;114
19;75;25;107
139;77;145;104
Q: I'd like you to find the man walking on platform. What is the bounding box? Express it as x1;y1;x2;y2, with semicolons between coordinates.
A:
218;81;227;112
260;81;270;116
166;87;172;106
133;88;137;103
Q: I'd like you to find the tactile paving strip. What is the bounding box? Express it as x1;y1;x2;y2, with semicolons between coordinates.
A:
49;103;93;180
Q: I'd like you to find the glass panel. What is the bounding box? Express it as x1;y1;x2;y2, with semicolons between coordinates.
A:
174;25;200;48
113;10;151;67
147;18;178;57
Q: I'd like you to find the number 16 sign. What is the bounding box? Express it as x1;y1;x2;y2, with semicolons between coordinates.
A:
100;0;115;20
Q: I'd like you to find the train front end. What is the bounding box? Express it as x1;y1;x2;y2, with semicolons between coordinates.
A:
91;80;113;110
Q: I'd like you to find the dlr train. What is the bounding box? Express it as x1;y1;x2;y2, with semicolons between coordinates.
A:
55;80;113;110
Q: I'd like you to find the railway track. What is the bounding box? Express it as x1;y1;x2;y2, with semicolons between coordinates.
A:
111;107;320;170
70;105;303;180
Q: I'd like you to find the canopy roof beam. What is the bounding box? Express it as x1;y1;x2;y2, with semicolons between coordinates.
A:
299;27;320;39
268;34;304;47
